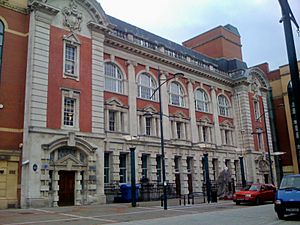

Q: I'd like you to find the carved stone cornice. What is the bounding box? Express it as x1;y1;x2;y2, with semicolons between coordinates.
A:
29;0;60;15
87;21;112;33
0;0;28;14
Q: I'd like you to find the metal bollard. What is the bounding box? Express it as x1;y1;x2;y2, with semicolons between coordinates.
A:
192;194;194;205
188;195;190;205
161;196;163;207
184;195;186;206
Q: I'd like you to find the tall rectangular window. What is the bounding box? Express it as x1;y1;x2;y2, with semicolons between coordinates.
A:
119;153;127;183
156;155;162;183
109;111;116;131
212;158;218;180
145;117;151;136
65;44;77;76
104;153;110;184
141;154;148;179
63;97;76;126
176;122;182;139
254;101;260;121
174;156;180;173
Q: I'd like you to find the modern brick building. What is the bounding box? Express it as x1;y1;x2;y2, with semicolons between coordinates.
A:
266;62;300;176
1;0;276;208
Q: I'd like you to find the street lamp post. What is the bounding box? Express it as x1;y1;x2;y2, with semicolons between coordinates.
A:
130;147;136;207
152;70;184;210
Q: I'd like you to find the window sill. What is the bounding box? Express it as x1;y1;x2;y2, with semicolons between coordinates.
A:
63;73;79;81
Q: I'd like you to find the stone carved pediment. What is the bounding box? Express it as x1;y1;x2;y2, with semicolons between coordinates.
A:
55;154;82;166
63;32;81;45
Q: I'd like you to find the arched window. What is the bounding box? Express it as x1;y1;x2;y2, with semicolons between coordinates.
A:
0;20;4;77
218;94;230;117
104;62;124;93
169;82;184;106
195;89;209;112
138;73;157;100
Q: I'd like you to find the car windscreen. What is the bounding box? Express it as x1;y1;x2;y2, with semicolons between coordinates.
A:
249;184;260;191
279;176;300;190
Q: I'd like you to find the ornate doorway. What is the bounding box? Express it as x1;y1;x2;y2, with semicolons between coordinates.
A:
58;171;75;206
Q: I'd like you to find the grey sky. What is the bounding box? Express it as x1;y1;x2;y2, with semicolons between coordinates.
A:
99;0;300;71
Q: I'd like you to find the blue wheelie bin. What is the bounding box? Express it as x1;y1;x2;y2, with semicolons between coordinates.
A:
120;184;139;202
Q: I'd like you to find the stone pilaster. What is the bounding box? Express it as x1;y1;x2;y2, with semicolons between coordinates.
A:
211;87;222;146
188;80;199;143
127;60;138;136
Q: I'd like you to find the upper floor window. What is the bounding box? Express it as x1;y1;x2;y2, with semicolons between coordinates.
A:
138;73;157;100
0;20;4;78
156;155;162;183
105;62;124;93
170;82;184;107
104;152;110;184
218;95;230;117
141;154;148;179
62;90;79;129
119;153;127;183
195;89;209;112
254;100;260;121
64;43;79;79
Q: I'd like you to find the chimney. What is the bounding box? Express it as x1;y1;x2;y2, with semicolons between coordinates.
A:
182;24;243;61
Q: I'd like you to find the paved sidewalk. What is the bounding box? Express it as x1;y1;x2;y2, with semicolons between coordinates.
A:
0;200;240;225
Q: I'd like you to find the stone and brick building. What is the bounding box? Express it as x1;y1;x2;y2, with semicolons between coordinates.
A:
0;0;276;208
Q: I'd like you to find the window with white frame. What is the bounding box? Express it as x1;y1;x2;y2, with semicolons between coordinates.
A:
169;82;184;107
254;100;260;121
195;89;209;112
64;42;79;78
104;152;110;184
62;90;79;129
218;95;230;117
105;62;124;93
0;20;4;78
138;73;157;100
119;153;127;183
141;154;148;179
156;155;162;183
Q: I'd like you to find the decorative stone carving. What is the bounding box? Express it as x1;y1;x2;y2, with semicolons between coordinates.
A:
62;0;82;32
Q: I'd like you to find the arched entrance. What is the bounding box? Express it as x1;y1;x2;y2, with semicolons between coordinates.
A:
49;146;88;206
41;136;97;207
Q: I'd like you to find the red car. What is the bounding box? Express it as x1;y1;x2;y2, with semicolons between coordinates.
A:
233;183;276;205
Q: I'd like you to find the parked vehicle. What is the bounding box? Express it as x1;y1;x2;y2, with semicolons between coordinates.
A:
233;183;276;205
274;174;300;219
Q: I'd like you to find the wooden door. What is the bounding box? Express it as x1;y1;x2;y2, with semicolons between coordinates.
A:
58;171;75;206
175;173;181;196
188;173;193;194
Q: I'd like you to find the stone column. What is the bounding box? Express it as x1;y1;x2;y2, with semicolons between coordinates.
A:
112;152;120;183
52;171;59;207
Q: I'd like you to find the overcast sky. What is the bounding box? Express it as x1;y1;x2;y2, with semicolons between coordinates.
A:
99;0;300;71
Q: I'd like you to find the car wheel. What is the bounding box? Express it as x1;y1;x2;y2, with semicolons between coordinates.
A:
277;212;284;220
255;197;261;205
236;201;240;205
